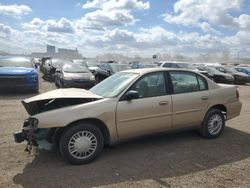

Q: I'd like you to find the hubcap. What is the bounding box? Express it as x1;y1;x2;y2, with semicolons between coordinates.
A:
207;114;223;135
68;131;97;159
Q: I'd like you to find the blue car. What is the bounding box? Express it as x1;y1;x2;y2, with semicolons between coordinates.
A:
0;56;39;92
234;67;250;76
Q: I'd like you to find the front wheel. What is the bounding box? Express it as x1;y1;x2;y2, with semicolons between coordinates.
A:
59;123;104;165
200;109;225;139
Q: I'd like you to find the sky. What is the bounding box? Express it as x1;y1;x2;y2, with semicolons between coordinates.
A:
0;0;250;58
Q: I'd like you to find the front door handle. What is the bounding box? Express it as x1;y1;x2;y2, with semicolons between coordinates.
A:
201;96;209;100
159;101;169;105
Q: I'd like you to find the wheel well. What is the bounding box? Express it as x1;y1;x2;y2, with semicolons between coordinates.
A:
209;104;227;115
54;118;111;145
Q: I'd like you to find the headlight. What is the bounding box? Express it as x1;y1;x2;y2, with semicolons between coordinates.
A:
23;117;39;128
63;76;72;81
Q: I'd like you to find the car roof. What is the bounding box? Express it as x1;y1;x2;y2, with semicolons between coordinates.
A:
121;67;198;75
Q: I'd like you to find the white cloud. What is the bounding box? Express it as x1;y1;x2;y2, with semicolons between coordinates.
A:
22;18;75;33
78;0;149;30
83;0;150;11
163;0;242;31
238;14;250;31
76;9;136;30
0;4;32;18
22;17;45;30
0;23;12;35
45;18;75;33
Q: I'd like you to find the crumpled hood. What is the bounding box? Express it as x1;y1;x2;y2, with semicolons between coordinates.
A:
22;88;103;115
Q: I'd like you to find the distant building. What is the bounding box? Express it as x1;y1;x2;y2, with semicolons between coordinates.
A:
47;45;56;54
31;46;82;59
57;48;81;59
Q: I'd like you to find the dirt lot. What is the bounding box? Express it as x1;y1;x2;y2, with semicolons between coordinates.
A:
0;77;249;188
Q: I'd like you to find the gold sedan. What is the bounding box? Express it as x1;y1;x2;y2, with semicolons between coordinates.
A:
14;68;242;164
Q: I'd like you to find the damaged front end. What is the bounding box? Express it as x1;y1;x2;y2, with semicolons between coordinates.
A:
13;88;104;153
14;117;54;153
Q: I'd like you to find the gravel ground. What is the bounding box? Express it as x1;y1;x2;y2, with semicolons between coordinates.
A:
0;77;249;188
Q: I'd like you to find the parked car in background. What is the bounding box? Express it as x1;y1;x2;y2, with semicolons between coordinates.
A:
160;62;202;70
55;63;95;89
86;61;100;73
197;66;234;84
214;66;250;85
0;56;38;92
94;63;131;82
131;63;157;69
160;61;210;78
42;59;72;81
40;57;52;73
14;68;242;164
234;67;250;76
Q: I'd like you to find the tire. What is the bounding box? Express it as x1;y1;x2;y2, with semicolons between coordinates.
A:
59;123;104;165
200;108;225;139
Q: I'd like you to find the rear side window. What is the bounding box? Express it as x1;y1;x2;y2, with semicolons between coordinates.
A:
197;76;207;91
170;72;208;94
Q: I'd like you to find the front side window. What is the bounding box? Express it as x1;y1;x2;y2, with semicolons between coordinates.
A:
130;72;166;98
170;72;207;94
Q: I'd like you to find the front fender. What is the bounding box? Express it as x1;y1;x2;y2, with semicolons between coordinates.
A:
33;98;118;142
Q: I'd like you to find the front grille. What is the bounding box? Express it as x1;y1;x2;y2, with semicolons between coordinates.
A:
0;75;26;86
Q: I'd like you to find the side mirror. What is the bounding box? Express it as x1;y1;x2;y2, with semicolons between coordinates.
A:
125;90;139;100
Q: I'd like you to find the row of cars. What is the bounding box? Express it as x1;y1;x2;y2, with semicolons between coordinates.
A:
155;61;250;85
1;55;250;93
39;58;132;89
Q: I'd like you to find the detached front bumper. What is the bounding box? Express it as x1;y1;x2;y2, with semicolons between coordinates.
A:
13;118;54;151
14;131;26;143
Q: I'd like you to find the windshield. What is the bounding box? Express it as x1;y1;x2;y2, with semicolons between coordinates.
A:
0;57;33;68
52;60;72;68
205;67;222;74
73;60;87;67
63;64;90;73
224;67;238;73
238;67;250;71
90;72;138;97
111;64;131;72
87;62;99;67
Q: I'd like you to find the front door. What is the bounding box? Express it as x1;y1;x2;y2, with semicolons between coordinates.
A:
116;72;172;138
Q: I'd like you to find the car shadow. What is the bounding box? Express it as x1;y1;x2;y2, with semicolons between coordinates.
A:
13;127;250;188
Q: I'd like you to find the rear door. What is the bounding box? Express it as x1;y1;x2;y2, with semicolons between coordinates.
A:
116;71;172;138
169;71;211;128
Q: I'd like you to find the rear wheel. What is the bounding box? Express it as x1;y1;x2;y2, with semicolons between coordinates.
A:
59;123;104;165
200;108;225;139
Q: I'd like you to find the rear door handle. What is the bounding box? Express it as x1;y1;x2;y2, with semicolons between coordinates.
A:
159;101;169;105
201;96;209;100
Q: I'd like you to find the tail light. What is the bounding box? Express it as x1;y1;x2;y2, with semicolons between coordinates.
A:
236;88;239;100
